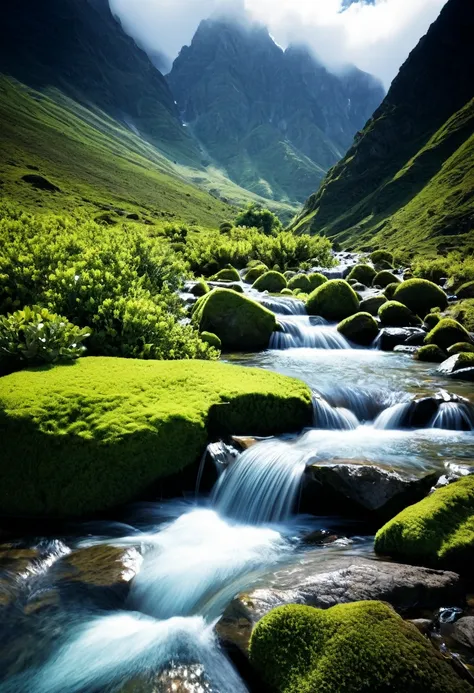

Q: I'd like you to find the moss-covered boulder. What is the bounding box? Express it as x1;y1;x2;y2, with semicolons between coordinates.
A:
306;280;359;321
210;267;241;282
360;295;387;316
384;282;400;300
280;288;294;296
337;312;379;346
447;342;474;355
424;318;472;351
375;476;474;572
457;281;474;299
200;331;221;350
373;270;400;288
370;250;394;267
190;279;210;297
308;273;328;291
243;265;267;283
249;601;470;693
378;301;416;327
193;289;276;351
424;313;441;330
287;274;311;292
416;344;447;363
253;271;287;293
346;264;376;286
393;279;448;316
0;357;312;517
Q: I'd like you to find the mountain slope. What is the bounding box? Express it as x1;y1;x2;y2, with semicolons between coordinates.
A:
291;0;474;255
167;18;384;204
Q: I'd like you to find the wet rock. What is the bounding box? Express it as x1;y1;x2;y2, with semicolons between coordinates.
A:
402;391;471;429
450;616;474;650
409;618;434;635
118;664;214;693
393;345;420;355
404;330;426;346
301;461;437;520
21;174;60;192
378;327;426;351
231;436;260;450
450;367;474;382
433;462;474;491
439;354;471;376
302;530;339;545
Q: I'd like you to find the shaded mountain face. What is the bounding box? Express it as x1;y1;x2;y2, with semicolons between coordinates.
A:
167;19;384;203
291;0;474;255
0;0;197;163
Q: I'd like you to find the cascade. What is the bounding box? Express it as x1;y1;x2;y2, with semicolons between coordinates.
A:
373;402;413;430
431;402;474;431
312;394;359;430
316;385;401;422
270;316;351;349
255;295;307;315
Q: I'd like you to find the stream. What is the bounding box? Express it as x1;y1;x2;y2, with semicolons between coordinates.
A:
1;265;474;693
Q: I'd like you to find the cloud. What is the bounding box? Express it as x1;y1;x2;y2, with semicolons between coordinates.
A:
109;0;447;87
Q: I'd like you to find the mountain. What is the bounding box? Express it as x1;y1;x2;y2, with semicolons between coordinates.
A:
167;18;384;203
291;0;474;256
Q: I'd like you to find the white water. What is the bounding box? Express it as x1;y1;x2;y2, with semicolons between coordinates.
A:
270;315;351;350
373;402;413;430
312;394;359;430
252;294;307;315
431;402;474;431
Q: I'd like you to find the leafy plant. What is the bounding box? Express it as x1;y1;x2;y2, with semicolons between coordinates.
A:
235;203;283;236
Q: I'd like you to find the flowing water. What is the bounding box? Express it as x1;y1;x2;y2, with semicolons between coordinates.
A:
1;290;474;692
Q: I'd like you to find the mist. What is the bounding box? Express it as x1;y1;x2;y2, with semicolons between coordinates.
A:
109;0;447;88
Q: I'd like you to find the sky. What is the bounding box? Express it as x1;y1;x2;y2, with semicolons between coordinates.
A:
109;0;447;88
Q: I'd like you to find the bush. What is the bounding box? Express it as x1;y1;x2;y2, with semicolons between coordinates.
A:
360;295;387;316
249;601;470;693
243;265;268;283
384;282;400;300
412;253;474;290
378;301;415;327
200;331;221;350
373;270;400;288
416;344;447;363
375;476;474;572
210;267;240;282
393;279;448;316
447;342;474;355
287;274;311;292
235;203;282;236
424;318;472;351
253;271;287;293
346;264;376;286
337;312;379;346
370;250;394;266
307;280;359;321
0;305;90;374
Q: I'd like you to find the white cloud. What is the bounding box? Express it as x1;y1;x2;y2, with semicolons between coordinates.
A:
110;0;447;87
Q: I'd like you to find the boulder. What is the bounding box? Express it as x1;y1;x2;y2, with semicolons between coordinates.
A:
21;173;61;192
370;250;394;266
378;300;416;327
346;264;376;285
384;281;401;299
288;274;311;292
424;312;441;330
210;267;240;282
193;288;276;350
243;265;267;283
337;312;379;346
447;342;474;355
425;318;472;351
190;279;210;297
373;270;400;288
417;344;447;362
360;295;387;315
393;279;448;316
307;272;328;291
306;280;359;321
252;271;287;293
200;331;221;350
457;281;474;300
378;327;426;351
438;352;474;376
450;616;474;650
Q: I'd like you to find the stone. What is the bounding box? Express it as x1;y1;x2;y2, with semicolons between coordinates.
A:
21;174;61;192
451;616;474;650
393;345;420;355
378;327;426;351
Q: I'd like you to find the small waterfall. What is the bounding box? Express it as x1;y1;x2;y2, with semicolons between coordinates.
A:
270;316;351;349
212;440;307;524
317;385;401;422
257;295;307;316
312;394;359;430
373;402;413;430
431;402;474;431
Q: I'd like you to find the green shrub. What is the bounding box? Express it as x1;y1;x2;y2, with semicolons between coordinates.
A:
287;274;311;292
447;342;474;355
337;312;379;346
235;203;282;236
307;273;328;291
253;271;287;293
219;221;233;233
375;476;474;572
424;318;472;351
0;305;90;374
447;299;474;332
346;264;376;286
424;313;441;330
243;265;267;283
0;358;312;517
416;344;447;363
249;601;470;693
378;301;415;327
384;282;400;300
210;267;240;282
200;331;221;350
359;295;387;316
457;281;474;299
370;250;394;266
412;253;474;290
393;279;448;316
307;280;359;321
373;270;400;288
190;279;210;297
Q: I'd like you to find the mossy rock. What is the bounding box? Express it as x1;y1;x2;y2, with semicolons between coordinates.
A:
193;289;276;351
375;476;474;572
359;295;387;316
190;279;210;297
244;265;267;283
393;279;448;317
448;299;474;332
253;271;287;293
200;331;221;350
249;601;470;693
447;342;474;355
287;274;311;292
352;282;367;292
373;270;400;288
425;318;472;351
370;250;394;266
424;313;441;330
384;282;400;300
284;271;296;280
457;281;474;299
416;344;447;363
308;273;328;291
337;312;379;346
281;288;294;296
210;267;240;282
378;301;415;327
306;280;359;321
0;357;312;518
346;264;376;286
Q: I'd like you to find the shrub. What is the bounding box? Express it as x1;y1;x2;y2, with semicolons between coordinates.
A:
307;272;328;291
200;331;221;350
370;250;394;266
287;274;311;292
360;295;387;316
416;344;447;363
307;280;359;321
384;282;400;300
243;265;267;283
424;318;472;351
210;267;240;282
253;271;287;293
337;312;379;346
346;264;376;286
447;342;474;355
378;301;415;327
393;279;448;316
235;203;282;236
0;305;90;374
373;270;400;288
412;253;474;290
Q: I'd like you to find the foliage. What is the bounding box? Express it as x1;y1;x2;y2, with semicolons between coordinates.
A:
447;299;474;332
416;344;447;362
0;305;90;374
346;264;376;286
307;280;359;321
0;357;313;517
393;279;448;316
424;317;472;351
337;312;379;346
249;601;470;693
378;301;416;327
235;203;283;235
412;253;474;290
253;271;287;293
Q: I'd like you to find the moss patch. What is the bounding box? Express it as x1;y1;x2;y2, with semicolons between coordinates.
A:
0;357;312;517
306;280;359;321
378;301;416;327
253;271;287;293
337;312;379;346
448;342;474;355
393;279;448;317
244;265;267;283
417;344;447;362
425;317;472;350
210;267;240;282
288;274;311;292
346;264;376;286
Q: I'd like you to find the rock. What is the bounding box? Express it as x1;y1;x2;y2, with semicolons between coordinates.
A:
393;279;448;316
373;270;400;288
378;327;426;351
244;265;268;283
231;436;260;450
190;279;210;297
457;281;474;300
417;344;447;362
200;331;221;350
409;618;434;635
337;312;379;346
425;318;472;351
404;330;426;345
433;461;474;491
126;212;140;220
21;174;61;192
346;264;376;286
393;345;420;355
302;529;340;545
451;616;474;650
439;353;474;376
360;295;387;315
450;367;474;381
306;279;359;321
447;342;474;356
378;300;416;327
252;271;287;293
210;267;240;282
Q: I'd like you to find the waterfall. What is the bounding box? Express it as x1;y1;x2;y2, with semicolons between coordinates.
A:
212;440;307;524
256;295;307;315
270;316;351;349
316;385;401;422
431;402;474;431
373;402;413;430
312;394;359;430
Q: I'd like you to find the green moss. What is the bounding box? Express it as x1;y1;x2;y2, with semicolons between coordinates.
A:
424;313;441;330
190;279;210;297
307;273;328;291
287;274;311;292
447;342;474;355
249;601;470;693
210;267;241;282
457;281;474;299
384;282;400;300
337;312;379;346
281;288;294;296
448;299;474;332
253;271;287;293
373;271;400;288
416;344;447;363
192;289;276;351
243;265;268;283
359;295;387;316
393;279;448;316
200;331;221;350
0;357;312;517
452;352;474;369
378;301;415;327
424;318;472;351
370;250;394;266
306;280;359;321
375;476;474;571
346;264;376;286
